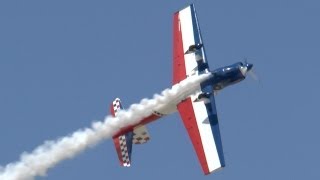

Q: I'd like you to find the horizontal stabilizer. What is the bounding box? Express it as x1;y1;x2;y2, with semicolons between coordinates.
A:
113;133;133;167
111;98;133;167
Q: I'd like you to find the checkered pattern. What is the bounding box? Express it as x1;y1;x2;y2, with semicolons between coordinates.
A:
133;125;150;144
119;135;131;166
112;98;121;116
112;98;131;166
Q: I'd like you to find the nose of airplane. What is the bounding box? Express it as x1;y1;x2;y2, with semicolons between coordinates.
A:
246;63;253;71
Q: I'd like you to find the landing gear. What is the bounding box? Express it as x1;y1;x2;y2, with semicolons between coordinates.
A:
194;92;211;102
185;43;203;54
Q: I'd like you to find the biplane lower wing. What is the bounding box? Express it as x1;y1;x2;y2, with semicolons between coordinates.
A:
177;86;225;174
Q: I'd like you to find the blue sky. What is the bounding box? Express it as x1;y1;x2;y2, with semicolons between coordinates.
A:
0;0;319;179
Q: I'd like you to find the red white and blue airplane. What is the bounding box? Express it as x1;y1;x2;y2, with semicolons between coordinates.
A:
110;4;253;175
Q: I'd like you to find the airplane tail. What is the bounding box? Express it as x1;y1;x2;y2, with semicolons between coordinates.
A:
110;98;151;167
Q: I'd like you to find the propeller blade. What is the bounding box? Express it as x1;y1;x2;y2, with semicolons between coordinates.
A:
243;57;248;64
249;70;259;82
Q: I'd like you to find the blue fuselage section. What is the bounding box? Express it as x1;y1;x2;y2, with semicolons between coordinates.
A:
202;62;246;91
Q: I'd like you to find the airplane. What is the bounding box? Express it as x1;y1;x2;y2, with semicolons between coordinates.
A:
110;4;253;175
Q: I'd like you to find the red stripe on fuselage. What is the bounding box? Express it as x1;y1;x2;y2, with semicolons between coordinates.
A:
110;99;162;137
113;114;162;137
177;98;210;174
173;12;187;85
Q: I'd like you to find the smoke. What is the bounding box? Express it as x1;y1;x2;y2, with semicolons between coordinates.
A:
0;74;211;180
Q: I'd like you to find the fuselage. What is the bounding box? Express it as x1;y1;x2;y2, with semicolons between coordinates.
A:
205;62;249;90
114;62;252;137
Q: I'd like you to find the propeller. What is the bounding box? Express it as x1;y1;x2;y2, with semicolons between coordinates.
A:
243;57;248;64
242;57;259;82
249;70;259;81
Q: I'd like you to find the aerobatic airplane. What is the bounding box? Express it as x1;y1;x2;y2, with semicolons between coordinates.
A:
110;4;253;175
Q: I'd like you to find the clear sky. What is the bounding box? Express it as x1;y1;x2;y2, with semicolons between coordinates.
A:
0;0;319;179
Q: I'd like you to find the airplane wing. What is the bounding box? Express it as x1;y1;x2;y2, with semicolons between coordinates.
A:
173;4;210;85
174;4;225;174
177;86;225;174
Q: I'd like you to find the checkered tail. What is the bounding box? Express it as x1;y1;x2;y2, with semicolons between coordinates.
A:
110;98;133;167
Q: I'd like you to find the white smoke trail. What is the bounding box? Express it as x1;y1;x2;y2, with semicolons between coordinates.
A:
0;74;211;180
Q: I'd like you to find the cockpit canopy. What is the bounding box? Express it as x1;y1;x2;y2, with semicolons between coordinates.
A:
213;62;243;76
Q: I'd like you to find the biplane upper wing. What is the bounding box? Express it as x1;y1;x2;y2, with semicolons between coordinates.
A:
174;4;225;174
173;4;210;84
